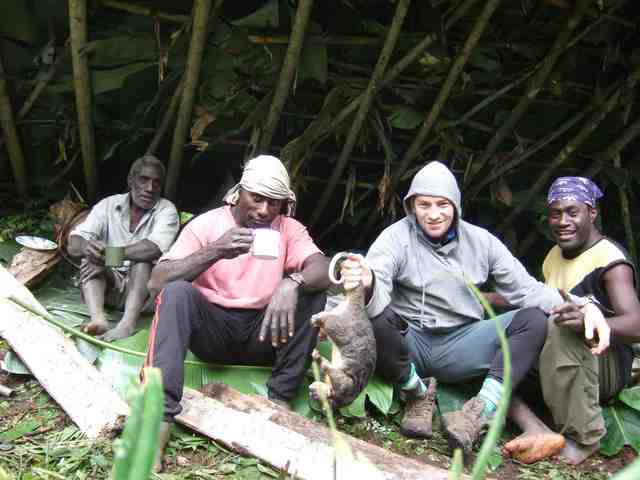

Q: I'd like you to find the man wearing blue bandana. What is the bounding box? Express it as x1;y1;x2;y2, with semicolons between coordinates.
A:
339;162;607;456
505;176;640;465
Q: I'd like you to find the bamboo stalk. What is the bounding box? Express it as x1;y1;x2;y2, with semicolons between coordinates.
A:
358;0;502;237
496;86;628;234
165;0;219;201
69;0;98;202
520;111;640;257
465;0;591;190
285;0;481;182
467;60;640;199
613;154;637;268
253;0;314;156
19;48;70;120
309;0;411;226
146;77;184;155
99;0;190;24
249;34;383;46
0;43;70;171
0;54;28;196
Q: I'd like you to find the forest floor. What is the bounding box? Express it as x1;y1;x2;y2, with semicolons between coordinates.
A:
0;343;635;480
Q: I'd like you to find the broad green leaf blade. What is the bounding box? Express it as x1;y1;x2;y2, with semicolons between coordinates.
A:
340;388;366;418
299;44;327;85
619;386;640;411
111;368;163;480
365;375;394;415
232;0;279;28
601;403;640;456
388;106;423;130
1;350;30;375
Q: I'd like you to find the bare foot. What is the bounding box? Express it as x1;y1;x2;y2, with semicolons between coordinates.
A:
559;438;600;465
83;319;109;336
99;324;135;342
503;432;566;464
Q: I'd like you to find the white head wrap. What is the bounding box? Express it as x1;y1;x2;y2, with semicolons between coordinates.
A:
223;155;297;216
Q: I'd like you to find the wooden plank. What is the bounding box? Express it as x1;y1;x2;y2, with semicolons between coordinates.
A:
0;266;129;438
177;385;463;480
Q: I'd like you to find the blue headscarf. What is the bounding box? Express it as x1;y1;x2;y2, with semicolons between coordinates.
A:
547;177;603;208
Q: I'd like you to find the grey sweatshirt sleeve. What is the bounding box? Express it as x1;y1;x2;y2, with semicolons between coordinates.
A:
487;233;564;313
365;229;402;318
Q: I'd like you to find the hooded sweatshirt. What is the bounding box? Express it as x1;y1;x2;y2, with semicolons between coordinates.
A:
365;161;566;331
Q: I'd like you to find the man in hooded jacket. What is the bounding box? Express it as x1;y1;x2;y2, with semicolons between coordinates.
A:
340;161;608;455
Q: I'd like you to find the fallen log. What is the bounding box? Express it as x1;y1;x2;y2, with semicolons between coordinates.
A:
177;384;464;480
0;265;129;438
8;248;60;288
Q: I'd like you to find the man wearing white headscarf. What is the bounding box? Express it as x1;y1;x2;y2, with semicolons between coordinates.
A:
145;155;330;472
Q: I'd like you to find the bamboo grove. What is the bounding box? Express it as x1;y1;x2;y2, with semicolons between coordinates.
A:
0;0;638;268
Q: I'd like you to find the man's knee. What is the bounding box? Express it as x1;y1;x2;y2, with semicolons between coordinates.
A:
509;307;548;344
160;280;197;304
371;307;408;336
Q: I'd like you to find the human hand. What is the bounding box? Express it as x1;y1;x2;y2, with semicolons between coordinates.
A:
83;240;106;265
581;302;610;355
259;279;299;347
210;227;254;259
80;259;106;283
337;253;373;291
552;289;610;355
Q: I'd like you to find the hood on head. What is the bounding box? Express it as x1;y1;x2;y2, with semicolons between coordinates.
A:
403;161;462;218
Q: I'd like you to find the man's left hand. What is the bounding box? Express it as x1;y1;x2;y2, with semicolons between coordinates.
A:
551;289;610;355
259;278;299;348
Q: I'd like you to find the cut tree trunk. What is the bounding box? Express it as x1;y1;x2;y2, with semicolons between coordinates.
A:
176;384;465;480
0;266;129;438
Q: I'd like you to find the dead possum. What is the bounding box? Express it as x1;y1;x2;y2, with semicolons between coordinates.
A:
309;254;376;409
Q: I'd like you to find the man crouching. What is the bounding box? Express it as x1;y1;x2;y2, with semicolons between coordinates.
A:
67;155;179;341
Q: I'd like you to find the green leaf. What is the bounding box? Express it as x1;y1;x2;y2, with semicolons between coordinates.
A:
469;49;501;72
388;106;423;130
340;388;366;418
600;403;640;456
1;350;30;375
298;44;328;85
84;35;156;67
111;368;163;480
365;375;394;415
48;63;156;95
0;419;39;441
232;0;279;28
619;386;640;411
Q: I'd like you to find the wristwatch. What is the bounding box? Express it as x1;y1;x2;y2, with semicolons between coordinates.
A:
287;272;306;288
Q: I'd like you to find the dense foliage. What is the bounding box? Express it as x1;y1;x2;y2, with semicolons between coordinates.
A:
0;0;639;268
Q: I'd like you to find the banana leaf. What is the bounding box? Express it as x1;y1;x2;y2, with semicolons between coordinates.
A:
25;276;393;418
601;385;640;456
601;403;640;456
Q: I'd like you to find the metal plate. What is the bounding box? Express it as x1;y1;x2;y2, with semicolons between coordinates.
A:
14;235;58;251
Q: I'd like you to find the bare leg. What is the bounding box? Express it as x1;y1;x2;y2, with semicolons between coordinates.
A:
503;396;566;464
100;262;152;342
82;276;110;336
